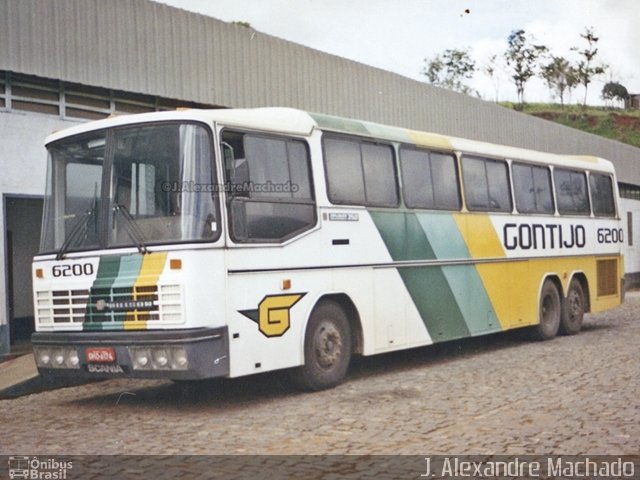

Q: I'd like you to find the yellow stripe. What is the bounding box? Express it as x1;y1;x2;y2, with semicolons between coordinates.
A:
454;213;623;329
124;321;147;330
407;130;453;151
453;213;505;259
124;252;168;327
453;213;519;329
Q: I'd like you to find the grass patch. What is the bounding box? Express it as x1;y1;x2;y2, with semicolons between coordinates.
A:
499;103;640;148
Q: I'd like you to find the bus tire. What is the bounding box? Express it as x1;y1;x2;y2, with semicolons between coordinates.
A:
531;280;561;341
289;301;352;391
559;279;585;335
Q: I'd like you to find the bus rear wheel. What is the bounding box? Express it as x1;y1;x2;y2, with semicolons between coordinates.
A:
560;279;585;335
289;301;352;391
531;279;561;341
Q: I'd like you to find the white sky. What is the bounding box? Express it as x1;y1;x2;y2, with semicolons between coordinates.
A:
153;0;640;105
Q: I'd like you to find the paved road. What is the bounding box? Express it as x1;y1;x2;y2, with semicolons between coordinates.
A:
2;293;638;457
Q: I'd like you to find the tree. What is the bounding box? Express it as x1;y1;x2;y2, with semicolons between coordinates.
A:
482;54;504;102
504;30;547;107
540;56;578;106
422;48;476;95
602;82;628;108
573;27;606;106
232;21;252;29
565;67;580;105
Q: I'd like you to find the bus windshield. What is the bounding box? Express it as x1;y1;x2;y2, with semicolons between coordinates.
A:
40;122;219;254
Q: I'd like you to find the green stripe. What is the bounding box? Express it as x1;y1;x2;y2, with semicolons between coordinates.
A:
91;255;122;289
83;322;125;331
84;254;147;329
371;211;470;341
86;256;122;325
415;214;501;335
309;113;369;135
85;254;145;327
111;254;143;289
309;112;414;145
371;210;503;341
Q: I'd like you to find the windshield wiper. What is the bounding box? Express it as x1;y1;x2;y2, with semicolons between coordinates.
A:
55;210;95;260
113;204;148;254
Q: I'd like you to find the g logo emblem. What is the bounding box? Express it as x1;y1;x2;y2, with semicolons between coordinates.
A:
240;293;306;337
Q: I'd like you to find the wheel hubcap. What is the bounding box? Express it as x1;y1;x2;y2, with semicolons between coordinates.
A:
568;291;583;322
542;294;557;325
315;321;343;369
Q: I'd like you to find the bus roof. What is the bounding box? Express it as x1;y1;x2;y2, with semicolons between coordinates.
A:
46;107;615;173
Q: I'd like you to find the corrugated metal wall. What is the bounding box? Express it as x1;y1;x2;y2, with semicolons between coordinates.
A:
1;0;639;181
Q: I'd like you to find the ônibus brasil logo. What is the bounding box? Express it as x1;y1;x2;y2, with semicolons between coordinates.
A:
8;456;73;479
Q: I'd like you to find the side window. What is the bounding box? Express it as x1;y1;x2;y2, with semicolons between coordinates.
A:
324;136;398;207
554;169;590;215
461;156;512;212
512;163;554;214
400;147;460;210
590;173;615;217
222;131;315;242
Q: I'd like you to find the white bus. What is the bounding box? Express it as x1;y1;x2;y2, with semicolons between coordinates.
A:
31;108;624;390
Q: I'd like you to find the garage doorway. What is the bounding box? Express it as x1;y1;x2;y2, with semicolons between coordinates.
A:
5;196;43;354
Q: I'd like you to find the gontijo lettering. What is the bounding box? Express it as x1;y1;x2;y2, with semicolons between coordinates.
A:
503;223;586;250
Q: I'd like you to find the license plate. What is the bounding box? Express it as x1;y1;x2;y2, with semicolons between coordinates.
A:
85;347;116;363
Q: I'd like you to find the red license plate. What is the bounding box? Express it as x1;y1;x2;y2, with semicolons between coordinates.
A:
85;347;116;363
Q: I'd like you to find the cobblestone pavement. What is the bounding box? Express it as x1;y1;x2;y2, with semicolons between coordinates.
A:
2;294;639;456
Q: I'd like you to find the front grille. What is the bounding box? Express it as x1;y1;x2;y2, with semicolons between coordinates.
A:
36;284;184;326
86;285;160;323
37;289;89;324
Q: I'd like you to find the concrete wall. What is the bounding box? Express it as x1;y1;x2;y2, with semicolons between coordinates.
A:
0;110;80;353
1;0;640;183
620;198;640;286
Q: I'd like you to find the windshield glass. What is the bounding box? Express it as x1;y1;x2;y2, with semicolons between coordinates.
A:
41;133;105;253
40;122;219;254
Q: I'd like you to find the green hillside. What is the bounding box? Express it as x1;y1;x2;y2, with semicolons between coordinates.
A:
500;103;640;149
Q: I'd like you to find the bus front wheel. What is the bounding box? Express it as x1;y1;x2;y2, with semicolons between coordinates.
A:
560;279;585;335
289;301;352;391
532;280;561;341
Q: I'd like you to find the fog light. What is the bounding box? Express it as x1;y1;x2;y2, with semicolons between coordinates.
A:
67;350;80;368
171;347;188;370
153;349;169;368
53;350;65;366
35;348;51;367
132;348;152;370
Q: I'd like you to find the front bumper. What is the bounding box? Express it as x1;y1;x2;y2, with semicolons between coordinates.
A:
31;327;229;380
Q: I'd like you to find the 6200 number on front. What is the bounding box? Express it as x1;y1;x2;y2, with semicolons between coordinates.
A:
52;263;95;277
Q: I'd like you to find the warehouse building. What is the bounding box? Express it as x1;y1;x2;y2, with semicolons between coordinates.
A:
1;0;639;355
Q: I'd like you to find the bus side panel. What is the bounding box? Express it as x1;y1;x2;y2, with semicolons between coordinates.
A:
370;210;504;343
324;208;433;355
225;266;333;378
455;214;624;330
223;208;435;377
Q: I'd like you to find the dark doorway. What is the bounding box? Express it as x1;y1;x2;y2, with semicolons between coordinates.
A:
5;196;43;352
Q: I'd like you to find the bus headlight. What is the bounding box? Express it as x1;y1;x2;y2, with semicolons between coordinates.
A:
172;348;188;370
34;347;80;369
153;349;169;368
132;348;152;370
35;348;52;367
66;350;80;368
53;349;65;367
130;346;189;371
